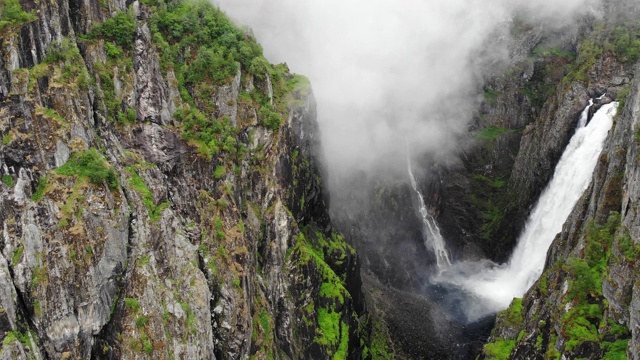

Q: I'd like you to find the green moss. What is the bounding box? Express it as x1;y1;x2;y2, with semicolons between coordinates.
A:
602;339;629;360
483;339;516;360
1;174;14;188
315;307;341;347
368;318;393;360
333;323;349;360
56;149;119;189
320;282;344;304
2;133;11;145
503;298;524;327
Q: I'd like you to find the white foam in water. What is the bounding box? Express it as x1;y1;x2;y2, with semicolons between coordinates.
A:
434;100;618;322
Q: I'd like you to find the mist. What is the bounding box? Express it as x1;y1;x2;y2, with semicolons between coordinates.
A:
217;0;600;184
217;0;602;333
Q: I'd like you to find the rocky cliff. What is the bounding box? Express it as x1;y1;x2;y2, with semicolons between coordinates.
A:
0;0;364;359
482;1;640;359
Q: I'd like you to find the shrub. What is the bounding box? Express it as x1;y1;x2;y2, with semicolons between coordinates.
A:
89;11;136;49
0;0;37;32
56;149;119;189
258;105;282;131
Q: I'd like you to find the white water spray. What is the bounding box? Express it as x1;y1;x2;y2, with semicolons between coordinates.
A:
434;100;618;321
407;151;452;270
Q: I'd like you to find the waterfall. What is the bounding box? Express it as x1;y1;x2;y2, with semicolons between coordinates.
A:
407;152;452;270
433;100;618;321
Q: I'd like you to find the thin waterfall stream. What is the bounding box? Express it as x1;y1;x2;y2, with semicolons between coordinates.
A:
407;148;452;270
426;99;618;322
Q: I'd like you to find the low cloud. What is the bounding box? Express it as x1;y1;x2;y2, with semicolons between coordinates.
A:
217;0;600;187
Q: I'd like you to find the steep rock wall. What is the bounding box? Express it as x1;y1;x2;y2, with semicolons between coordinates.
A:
484;2;640;358
0;0;364;359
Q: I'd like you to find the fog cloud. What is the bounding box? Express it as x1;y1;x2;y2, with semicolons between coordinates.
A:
217;0;600;185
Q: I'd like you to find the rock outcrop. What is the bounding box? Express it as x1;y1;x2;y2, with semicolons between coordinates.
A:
0;0;364;359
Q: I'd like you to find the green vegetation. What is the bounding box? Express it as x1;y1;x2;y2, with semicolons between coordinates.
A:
139;255;150;266
483;298;523;359
616;85;631;116
174;107;238;159
12;245;23;266
472;174;505;189
149;0;264;83
2;330;31;347
0;0;37;33
136;315;149;327
602;339;629;360
476;125;511;141
484;339;516;360
559;212;631;354
483;88;500;106
30;176;48;202
258;104;282;131
610;24;640;64
89;11;137;49
126;167;169;222
364;318;393;359
56;149;119;189
291;229;354;357
503;298;524;327
563;20;640;86
213;165;226;179
41;38;91;90
1;174;14;188
179;301;197;333
125;297;141;311
2;133;11;145
258;309;271;336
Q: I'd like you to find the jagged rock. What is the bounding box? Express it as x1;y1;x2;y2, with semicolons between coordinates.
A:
0;0;364;359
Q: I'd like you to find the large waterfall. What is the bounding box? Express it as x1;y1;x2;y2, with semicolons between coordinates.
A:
407;154;452;270
434;100;618;321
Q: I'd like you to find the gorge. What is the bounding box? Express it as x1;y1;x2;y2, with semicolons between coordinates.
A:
1;0;640;359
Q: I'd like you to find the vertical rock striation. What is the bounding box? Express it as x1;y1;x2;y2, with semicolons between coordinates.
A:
0;0;364;359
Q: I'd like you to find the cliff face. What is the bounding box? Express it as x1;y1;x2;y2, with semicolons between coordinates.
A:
0;0;363;359
483;1;640;358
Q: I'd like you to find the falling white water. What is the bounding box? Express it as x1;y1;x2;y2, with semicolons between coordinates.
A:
407;153;452;270
434;100;618;321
